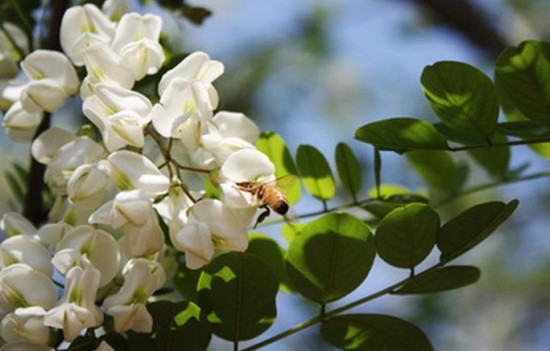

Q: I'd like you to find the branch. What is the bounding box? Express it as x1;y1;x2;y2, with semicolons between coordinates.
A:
409;0;509;58
22;0;70;225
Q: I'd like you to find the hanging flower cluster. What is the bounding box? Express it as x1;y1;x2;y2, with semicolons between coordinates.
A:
0;2;280;349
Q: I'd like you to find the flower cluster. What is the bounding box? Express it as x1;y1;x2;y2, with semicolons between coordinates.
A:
0;2;279;349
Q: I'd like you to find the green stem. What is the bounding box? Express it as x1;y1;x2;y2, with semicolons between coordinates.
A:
447;136;550;152
435;170;550;207
242;261;446;351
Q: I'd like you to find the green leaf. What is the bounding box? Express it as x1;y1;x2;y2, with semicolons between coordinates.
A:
256;131;301;204
246;233;293;290
375;204;440;269
363;194;429;219
321;314;434;351
355;118;449;153
496;121;550;139
335;142;362;200
406;150;459;192
421;61;499;140
181;3;212;25
437;200;519;261
127;301;211;351
467;132;510;178
296;144;336;201
197;252;278;341
395;266;481;294
494;40;550;127
173;258;202;303
285;213;376;303
281;221;305;244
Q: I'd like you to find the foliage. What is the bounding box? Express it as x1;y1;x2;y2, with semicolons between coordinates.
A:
1;1;549;350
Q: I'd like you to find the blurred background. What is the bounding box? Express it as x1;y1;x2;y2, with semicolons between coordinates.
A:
2;0;550;350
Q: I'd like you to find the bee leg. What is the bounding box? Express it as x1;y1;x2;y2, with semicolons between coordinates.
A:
254;206;271;229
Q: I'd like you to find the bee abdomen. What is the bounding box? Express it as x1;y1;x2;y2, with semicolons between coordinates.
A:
274;201;289;215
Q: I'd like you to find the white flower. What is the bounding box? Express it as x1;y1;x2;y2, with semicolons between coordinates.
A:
0;213;37;238
89;189;152;228
67;164;108;206
19;50;79;113
0;264;57;313
158;51;223;96
110;13;164;80
0;306;49;345
83;84;152;151
43;266;103;341
0;236;52;277
52;225;119;287
2;101;43;143
173;199;254;269
103;259;164;333
219;149;276;209
194;111;260;167
35;221;72;250
60;4;116;66
102;0;129;21
80;43;134;98
32;129;106;194
105;150;169;196
154;186;194;237
89;190;164;256
0;23;28;79
151;80;214;150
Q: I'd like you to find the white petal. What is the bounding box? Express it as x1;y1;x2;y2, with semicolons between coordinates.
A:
60;4;115;65
213;111;260;143
0;213;37;237
158;51;223;95
220;149;275;183
107;151;169;196
2;102;42;143
0;236;52;276
20;80;68;113
31;127;75;164
20;50;79;94
0;264;57;312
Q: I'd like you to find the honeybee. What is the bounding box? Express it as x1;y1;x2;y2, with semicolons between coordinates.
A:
236;175;297;228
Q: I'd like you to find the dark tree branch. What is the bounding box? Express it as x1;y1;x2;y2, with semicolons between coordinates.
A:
23;0;71;225
410;0;509;58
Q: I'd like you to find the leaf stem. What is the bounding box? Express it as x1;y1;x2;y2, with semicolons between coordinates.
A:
447;136;550;151
6;0;32;33
241;261;445;350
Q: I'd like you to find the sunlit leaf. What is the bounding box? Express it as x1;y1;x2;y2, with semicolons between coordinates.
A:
494;40;550;127
406;150;459;192
285;213;376;303
197;252;278;341
335;142;362;200
321;314;434;351
296;144;336;201
127;301;211;351
355;118;449;153
257;131;301;204
395;266;481;294
422;61;499;140
375;204;439;269
173;258;202;303
437;200;519;261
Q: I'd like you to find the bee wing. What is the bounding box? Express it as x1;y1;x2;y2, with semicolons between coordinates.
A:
273;174;299;195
